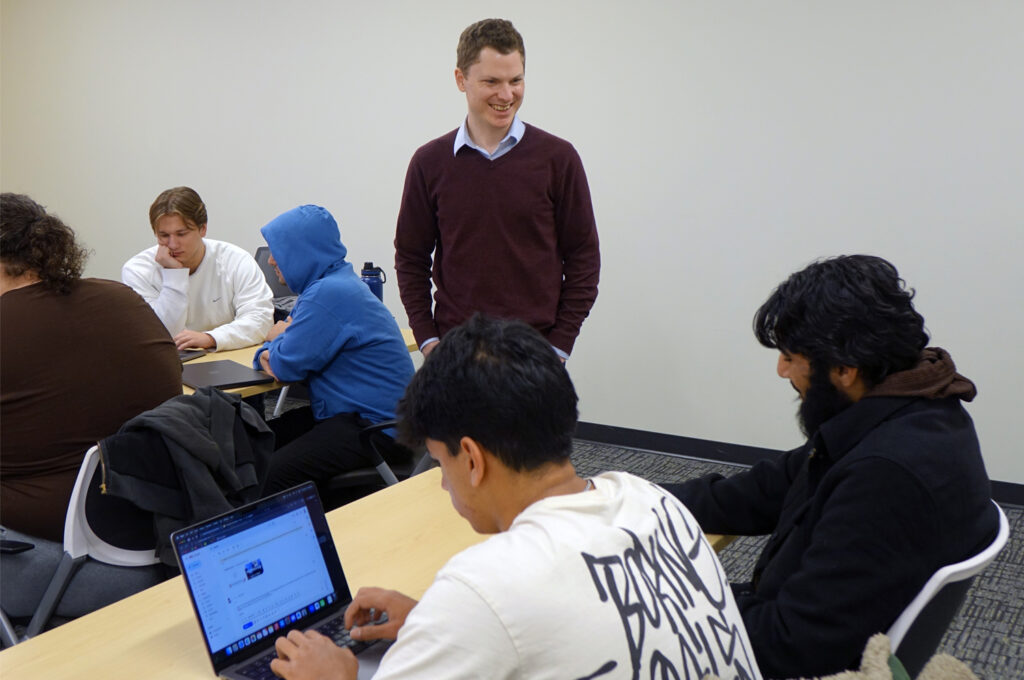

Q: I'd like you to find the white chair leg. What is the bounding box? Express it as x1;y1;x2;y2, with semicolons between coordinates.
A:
272;385;291;418
375;461;401;486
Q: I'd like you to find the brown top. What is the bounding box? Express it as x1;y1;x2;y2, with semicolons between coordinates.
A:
1;278;182;541
865;347;977;401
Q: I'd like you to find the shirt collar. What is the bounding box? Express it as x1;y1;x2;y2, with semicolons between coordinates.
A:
453;115;526;158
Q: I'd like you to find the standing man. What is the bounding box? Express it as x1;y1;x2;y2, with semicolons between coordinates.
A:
269;316;760;680
663;255;997;677
122;186;273;351
395;18;600;360
255;205;415;499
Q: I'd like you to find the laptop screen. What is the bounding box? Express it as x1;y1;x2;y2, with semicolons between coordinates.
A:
172;483;350;670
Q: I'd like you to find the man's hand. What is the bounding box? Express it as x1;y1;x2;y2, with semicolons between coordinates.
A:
259;348;278;379
270;629;356;680
266;317;292;342
420;339;438;358
154;245;183;269
174;329;215;351
344;587;418;642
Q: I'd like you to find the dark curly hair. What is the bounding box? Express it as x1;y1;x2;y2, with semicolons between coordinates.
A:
397;315;578;471
1;193;88;294
456;18;525;74
753;255;929;387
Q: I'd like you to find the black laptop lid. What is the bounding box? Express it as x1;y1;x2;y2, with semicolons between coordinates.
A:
181;360;274;390
171;483;351;674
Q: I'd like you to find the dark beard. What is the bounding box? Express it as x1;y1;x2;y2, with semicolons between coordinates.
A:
798;366;854;438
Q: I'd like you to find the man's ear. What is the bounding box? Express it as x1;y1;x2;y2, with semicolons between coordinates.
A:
459;436;487;487
454;68;467;92
198;223;208;238
831;365;867;401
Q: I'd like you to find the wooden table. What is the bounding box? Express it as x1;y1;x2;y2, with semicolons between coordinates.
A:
0;469;731;679
181;329;418;398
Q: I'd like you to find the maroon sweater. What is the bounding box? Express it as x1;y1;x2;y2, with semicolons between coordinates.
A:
394;124;600;354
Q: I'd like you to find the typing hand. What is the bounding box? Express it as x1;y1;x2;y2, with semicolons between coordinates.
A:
344;587;418;642
270;629;356;680
154;245;183;269
174;329;216;351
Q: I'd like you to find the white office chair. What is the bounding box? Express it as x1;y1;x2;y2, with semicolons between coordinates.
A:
18;445;160;641
886;500;1010;675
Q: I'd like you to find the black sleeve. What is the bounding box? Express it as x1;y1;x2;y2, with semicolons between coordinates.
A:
660;446;806;536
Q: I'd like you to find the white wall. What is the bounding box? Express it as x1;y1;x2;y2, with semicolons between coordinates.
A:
3;1;1022;483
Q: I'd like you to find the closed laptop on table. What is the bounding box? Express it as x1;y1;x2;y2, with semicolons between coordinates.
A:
181;360;274;390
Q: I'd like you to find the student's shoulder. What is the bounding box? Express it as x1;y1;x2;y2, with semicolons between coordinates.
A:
205;238;256;259
206;239;263;275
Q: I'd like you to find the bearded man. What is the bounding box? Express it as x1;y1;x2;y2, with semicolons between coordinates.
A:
663;254;996;678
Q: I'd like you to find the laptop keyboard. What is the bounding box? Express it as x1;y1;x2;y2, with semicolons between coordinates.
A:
233;614;370;680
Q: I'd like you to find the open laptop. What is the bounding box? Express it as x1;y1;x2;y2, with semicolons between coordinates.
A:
171;482;377;679
181;360;274;390
179;349;209;363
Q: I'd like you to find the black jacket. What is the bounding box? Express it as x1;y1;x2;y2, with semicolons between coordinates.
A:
99;387;274;565
664;395;996;678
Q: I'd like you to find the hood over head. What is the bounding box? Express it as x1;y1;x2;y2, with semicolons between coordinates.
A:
260;205;348;293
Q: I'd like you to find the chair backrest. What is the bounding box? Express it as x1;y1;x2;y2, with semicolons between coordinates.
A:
254;245;295;298
887;500;1009;674
64;446;160;567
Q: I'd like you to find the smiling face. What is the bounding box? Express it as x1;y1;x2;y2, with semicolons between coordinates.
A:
455;47;524;146
154;214;207;272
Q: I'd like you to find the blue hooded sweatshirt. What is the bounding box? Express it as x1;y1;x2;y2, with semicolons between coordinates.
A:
254;205;413;423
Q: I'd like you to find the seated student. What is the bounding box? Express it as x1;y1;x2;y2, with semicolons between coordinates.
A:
662;255;996;677
121;186;273;351
269;316;762;680
254;205;415;499
1;193;181;619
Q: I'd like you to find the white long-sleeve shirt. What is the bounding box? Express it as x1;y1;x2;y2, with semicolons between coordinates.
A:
122;238;273;350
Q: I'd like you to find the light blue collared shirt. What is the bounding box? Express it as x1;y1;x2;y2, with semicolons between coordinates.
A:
453;115;526;160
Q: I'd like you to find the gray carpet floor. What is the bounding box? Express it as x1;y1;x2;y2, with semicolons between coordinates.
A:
570;439;1024;678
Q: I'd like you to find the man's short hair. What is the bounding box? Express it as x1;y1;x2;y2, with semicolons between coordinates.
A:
149;186;207;231
456;18;525;74
753;254;929;386
398;315;578;471
1;193;88;295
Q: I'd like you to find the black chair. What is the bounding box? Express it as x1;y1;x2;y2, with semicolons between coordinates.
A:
322;421;434;503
